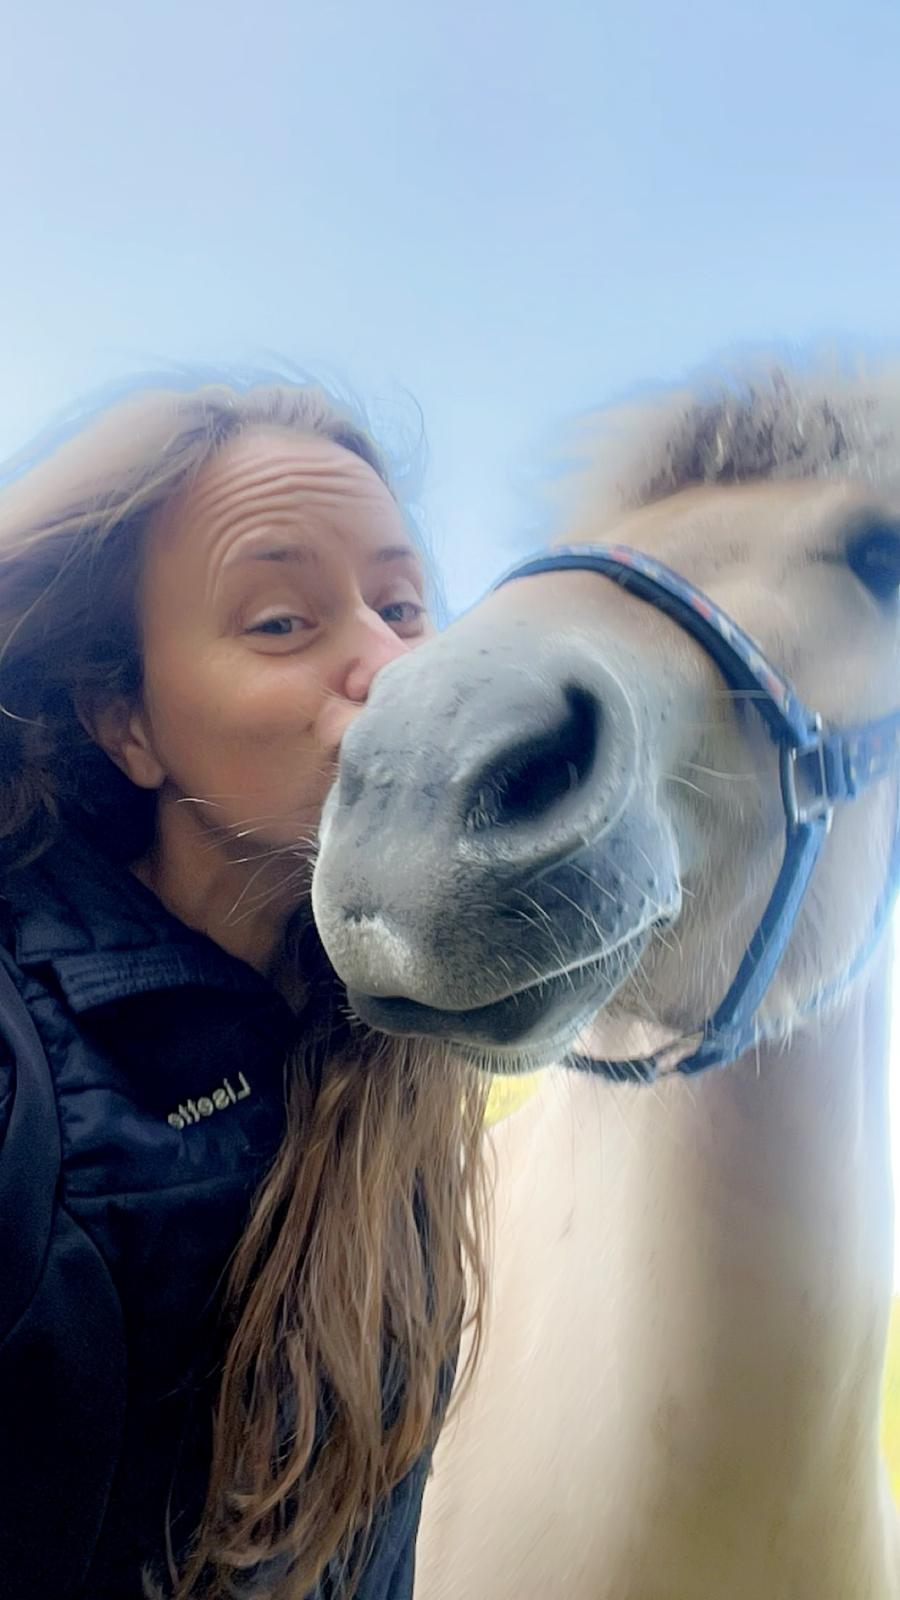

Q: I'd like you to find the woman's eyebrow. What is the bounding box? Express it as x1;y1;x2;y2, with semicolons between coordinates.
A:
224;543;417;570
369;544;418;566
224;545;320;570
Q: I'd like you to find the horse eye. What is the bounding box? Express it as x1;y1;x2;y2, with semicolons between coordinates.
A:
845;520;900;603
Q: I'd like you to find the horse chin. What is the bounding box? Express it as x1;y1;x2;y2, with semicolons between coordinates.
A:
347;924;654;1071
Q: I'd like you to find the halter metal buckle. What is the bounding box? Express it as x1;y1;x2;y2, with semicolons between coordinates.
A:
780;719;835;831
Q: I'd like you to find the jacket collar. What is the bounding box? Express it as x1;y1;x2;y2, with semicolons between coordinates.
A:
1;830;274;1013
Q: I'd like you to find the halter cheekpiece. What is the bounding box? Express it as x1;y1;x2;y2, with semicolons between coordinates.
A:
494;544;900;1081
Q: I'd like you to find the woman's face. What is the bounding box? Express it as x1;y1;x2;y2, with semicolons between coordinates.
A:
114;427;430;874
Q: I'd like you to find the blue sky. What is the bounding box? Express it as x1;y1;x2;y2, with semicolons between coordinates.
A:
2;0;899;1251
4;2;900;604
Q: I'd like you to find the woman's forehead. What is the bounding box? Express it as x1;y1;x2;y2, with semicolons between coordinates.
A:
147;427;410;578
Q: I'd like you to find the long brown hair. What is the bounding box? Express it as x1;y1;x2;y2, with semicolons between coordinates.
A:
0;372;490;1596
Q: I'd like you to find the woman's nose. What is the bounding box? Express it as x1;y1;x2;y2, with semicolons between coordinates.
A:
340;609;412;706
318;608;423;759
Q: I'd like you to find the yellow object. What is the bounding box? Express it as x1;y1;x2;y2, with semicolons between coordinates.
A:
882;1298;900;1502
484;1072;543;1126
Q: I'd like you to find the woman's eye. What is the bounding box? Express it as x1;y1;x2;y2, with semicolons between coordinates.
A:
378;600;425;630
245;614;310;638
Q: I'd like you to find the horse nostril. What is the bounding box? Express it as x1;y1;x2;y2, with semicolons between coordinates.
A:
464;685;602;832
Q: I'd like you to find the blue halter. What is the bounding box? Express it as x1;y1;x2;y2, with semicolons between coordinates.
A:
495;543;900;1080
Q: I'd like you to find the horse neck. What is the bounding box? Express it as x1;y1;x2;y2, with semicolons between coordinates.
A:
680;942;893;1333
601;939;896;1507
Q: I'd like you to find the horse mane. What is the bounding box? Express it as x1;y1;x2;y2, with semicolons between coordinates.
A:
569;359;900;518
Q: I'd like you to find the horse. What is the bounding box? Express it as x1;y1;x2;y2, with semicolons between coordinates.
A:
312;365;900;1600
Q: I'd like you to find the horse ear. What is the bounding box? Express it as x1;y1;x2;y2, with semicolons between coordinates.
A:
846;519;900;603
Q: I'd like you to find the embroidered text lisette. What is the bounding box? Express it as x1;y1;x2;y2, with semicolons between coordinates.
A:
167;1072;251;1130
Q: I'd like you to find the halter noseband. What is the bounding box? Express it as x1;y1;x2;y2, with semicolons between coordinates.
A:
494;544;900;1081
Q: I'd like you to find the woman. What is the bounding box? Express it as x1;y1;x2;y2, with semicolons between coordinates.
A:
0;375;488;1599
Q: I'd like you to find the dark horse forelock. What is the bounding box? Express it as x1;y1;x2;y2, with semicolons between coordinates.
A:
578;363;900;518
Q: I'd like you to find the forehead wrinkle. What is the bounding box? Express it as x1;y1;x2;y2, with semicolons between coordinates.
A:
165;426;386;536
141;430;423;637
188;452;384;536
151;440;398;607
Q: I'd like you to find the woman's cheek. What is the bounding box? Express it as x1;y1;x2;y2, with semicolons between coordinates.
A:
236;652;323;719
148;652;325;788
